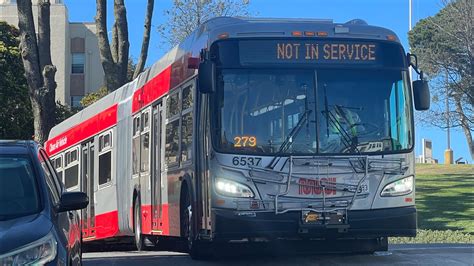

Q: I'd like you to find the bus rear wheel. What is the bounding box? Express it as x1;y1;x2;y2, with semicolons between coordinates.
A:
134;199;145;251
181;189;212;260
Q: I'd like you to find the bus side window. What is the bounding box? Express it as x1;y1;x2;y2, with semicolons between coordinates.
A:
99;131;112;185
140;111;150;172
132;116;140;175
64;148;79;190
389;79;411;150
181;85;193;162
165;91;181;166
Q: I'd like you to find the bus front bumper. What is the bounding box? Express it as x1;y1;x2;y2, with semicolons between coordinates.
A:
212;206;416;240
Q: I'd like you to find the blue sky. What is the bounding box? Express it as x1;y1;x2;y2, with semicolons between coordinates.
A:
64;0;471;163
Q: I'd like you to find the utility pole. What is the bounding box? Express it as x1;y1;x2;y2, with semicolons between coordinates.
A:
409;0;412;31
445;70;453;164
408;0;413;82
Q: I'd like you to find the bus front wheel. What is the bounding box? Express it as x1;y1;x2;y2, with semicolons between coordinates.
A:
181;188;212;260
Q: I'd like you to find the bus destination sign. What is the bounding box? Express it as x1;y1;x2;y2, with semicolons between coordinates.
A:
277;42;376;62
238;40;384;65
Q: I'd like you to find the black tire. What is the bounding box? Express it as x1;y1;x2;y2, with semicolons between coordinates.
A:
134;199;145;251
376;237;388;252
353;237;388;254
181;188;212;260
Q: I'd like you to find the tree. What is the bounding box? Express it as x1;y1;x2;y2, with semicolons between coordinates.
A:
409;0;473;159
95;0;154;92
133;0;154;80
158;0;251;47
55;101;79;124
80;86;109;107
0;21;34;140
79;58;136;108
16;0;57;144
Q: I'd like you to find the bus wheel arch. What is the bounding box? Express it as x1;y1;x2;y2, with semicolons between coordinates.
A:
179;177;212;260
131;188;139;230
132;188;145;251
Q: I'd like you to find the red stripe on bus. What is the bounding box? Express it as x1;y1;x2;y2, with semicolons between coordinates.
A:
132;66;172;113
139;204;170;236
82;210;120;242
47;55;195;155
45;104;118;156
94;210;120;239
131;55;196;114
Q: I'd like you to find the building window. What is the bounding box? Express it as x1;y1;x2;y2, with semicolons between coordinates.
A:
71;96;83;108
71;53;85;74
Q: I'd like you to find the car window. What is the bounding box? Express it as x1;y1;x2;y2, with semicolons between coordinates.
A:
38;151;62;206
39;150;64;193
0;155;41;220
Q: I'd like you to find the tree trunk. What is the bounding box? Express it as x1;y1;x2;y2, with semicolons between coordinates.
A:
95;0;129;91
17;0;56;144
133;0;154;79
113;0;129;87
454;96;474;160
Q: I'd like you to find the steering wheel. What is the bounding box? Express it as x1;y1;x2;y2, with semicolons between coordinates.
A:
349;122;380;136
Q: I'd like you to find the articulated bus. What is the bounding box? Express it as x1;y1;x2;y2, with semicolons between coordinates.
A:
45;17;430;258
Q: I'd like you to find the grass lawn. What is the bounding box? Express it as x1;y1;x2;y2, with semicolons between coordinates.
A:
415;163;474;233
390;163;474;244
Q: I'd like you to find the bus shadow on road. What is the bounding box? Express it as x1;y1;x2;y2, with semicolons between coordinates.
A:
83;238;395;265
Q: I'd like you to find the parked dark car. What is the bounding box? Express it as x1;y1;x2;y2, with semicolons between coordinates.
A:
0;141;88;265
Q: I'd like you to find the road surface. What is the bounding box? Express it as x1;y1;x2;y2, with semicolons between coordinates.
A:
83;244;473;265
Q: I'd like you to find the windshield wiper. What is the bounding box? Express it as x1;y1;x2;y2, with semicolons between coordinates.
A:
333;105;360;153
324;105;367;172
279;110;312;154
266;110;312;169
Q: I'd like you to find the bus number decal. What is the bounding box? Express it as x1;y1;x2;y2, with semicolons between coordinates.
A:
232;156;262;167
234;136;257;148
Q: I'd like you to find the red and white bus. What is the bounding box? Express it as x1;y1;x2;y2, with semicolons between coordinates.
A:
46;17;429;259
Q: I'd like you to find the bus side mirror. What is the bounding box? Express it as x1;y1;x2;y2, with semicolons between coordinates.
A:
413;79;430;111
198;60;215;94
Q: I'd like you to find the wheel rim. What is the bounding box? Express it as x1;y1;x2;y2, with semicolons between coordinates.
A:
187;205;192;244
135;205;141;247
182;194;193;249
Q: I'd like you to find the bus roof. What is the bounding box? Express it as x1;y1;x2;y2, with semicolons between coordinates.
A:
200;17;400;43
48;17;401;148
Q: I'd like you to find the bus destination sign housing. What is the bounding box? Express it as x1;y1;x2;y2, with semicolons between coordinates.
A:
212;39;405;68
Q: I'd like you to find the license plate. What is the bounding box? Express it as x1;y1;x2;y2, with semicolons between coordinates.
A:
302;211;320;224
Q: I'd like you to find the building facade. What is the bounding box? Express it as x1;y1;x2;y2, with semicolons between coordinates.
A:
0;0;104;108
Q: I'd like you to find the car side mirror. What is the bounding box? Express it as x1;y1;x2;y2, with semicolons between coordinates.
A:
413;79;430;111
58;192;88;212
198;60;215;94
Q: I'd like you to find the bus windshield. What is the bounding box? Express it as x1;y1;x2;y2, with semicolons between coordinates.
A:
213;68;413;155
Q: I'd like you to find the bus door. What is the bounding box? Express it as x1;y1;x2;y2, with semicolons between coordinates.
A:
81;140;96;239
151;103;163;232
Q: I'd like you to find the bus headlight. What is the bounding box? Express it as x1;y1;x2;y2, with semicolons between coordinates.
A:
381;176;413;197
0;231;57;265
215;178;254;198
